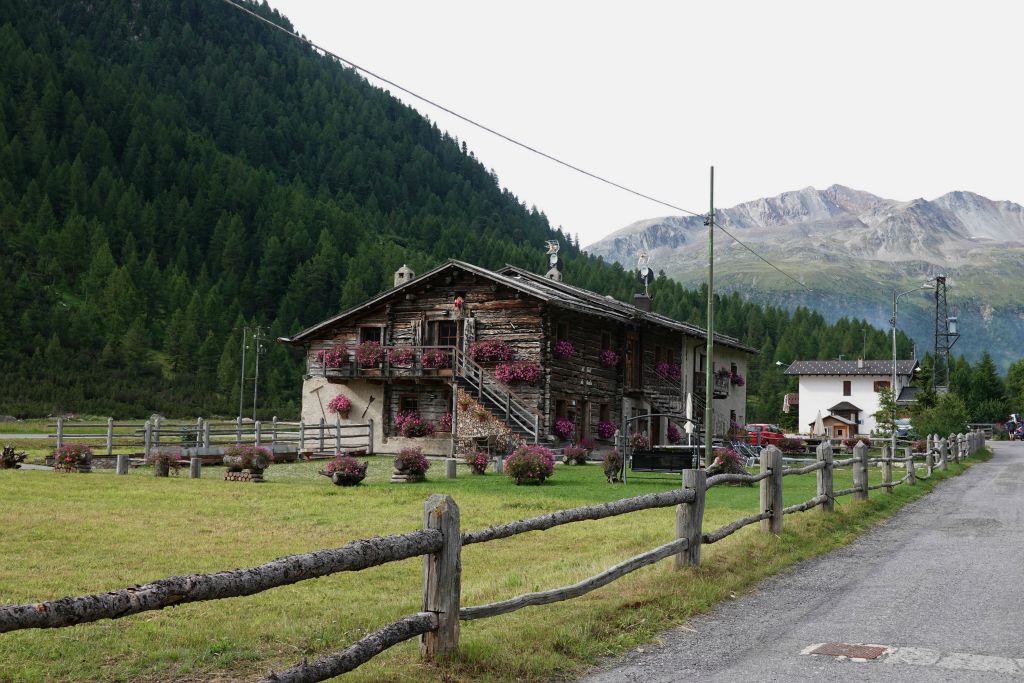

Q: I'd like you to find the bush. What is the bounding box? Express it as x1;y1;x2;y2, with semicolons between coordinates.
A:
667;423;682;444
552;417;575;440
602;449;623;482
505;444;555;485
469;340;514;363
563;444;588;465
323;455;368;486
53;443;93;469
354;341;384;367
596;420;616;439
394;411;436;438
913;393;970;439
223;444;273;471
395;447;430;475
778;437;806;453
842;437;873;452
629;432;649;450
421;348;451;369
1;446;27;469
495;362;540;384
463;450;489;475
387;346;415;367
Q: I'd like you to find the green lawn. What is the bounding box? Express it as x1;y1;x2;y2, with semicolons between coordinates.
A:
0;452;986;682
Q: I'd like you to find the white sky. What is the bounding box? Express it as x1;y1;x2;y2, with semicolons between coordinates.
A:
265;0;1024;246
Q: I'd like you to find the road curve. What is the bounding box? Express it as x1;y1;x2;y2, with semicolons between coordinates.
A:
579;441;1024;682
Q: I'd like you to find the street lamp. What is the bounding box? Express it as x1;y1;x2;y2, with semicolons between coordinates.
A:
891;283;933;458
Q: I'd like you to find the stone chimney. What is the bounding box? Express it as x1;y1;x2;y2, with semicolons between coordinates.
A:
857;358;864;369
394;264;415;288
633;294;651;312
545;265;562;282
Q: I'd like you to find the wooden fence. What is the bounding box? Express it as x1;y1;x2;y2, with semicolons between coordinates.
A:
49;416;373;461
0;431;985;681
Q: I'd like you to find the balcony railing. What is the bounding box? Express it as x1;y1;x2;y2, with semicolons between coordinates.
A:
692;372;730;400
308;344;455;380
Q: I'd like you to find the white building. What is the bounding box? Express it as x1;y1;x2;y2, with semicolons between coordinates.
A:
784;359;918;438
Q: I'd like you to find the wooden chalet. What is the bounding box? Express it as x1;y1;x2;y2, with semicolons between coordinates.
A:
280;259;757;456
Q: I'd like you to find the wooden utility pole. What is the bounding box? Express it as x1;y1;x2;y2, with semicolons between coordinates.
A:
704;166;715;466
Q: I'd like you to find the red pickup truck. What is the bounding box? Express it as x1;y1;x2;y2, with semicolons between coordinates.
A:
745;424;784;446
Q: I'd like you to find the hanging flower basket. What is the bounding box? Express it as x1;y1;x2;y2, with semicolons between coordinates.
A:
730;372;746;386
629;432;650;450
354;341;384;367
552;417;575;440
597;420;616;440
327;394;352;418
552;339;575;360
469;340;514;363
598;349;620;369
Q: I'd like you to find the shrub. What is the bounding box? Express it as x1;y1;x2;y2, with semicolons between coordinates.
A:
563;444;588;465
552;339;575;360
53;443;93;469
495;362;541;384
323;455;368;486
667;423;682;444
552;417;575;440
602;449;624;482
223;444;273;471
421;348;451;369
354;341;384;367
394;447;430;475
146;449;182;475
778;437;806;453
327;394;351;415
315;347;346;368
629;432;649;450
437;413;453;432
387;346;415;367
394;411;436;438
912;439;928;453
1;446;27;469
505;444;555;485
655;361;681;381
464;450;489;475
469;340;514;363
598;349;620;368
842;437;873;452
596;420;616;440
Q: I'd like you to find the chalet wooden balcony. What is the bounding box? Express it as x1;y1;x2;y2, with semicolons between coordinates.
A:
692;372;730;400
307;345;455;382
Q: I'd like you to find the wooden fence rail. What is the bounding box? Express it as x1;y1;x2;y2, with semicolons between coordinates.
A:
1;430;986;681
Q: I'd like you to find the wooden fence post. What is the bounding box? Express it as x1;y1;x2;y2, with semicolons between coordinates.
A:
676;468;706;568
319;417;325;452
760;446;783;534
958;433;966;460
421;494;461;659
105;417;114;456
254;420;262;445
203;420;211;448
236;416;242;443
367;418;375;455
816;441;834;513
116;454;128;475
445;458;457;479
189;456;201;479
881;444;893;495
904;446;916;485
298;420;305;452
153;416;161;447
335;417;342;453
143;420;152;459
56;417;64;449
852;441;869;501
939;437;948;470
195;417;204;450
272;416;278;445
925;449;934;476
950;433;960;463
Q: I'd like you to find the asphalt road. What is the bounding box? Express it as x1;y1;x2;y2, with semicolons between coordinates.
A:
580;440;1024;682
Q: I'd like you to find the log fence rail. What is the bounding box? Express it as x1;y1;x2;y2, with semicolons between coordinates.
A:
2;430;986;682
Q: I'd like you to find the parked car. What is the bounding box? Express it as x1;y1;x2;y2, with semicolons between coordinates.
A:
745;423;784;446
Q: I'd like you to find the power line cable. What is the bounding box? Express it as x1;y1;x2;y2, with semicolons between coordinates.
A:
218;0;812;292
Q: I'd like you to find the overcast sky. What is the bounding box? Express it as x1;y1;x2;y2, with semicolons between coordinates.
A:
265;1;1023;247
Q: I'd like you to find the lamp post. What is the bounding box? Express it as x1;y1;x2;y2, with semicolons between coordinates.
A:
891;283;933;458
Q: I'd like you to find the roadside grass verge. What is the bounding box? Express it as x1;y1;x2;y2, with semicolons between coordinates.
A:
0;450;988;682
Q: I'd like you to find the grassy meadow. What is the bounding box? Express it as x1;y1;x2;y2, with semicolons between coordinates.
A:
0;451;987;682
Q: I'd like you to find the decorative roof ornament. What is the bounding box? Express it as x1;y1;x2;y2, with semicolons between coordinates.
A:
544;240;562;281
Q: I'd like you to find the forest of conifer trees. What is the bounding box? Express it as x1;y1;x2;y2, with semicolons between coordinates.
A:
0;0;1018;426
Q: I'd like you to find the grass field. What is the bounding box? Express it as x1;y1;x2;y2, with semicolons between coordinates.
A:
0;451;986;682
